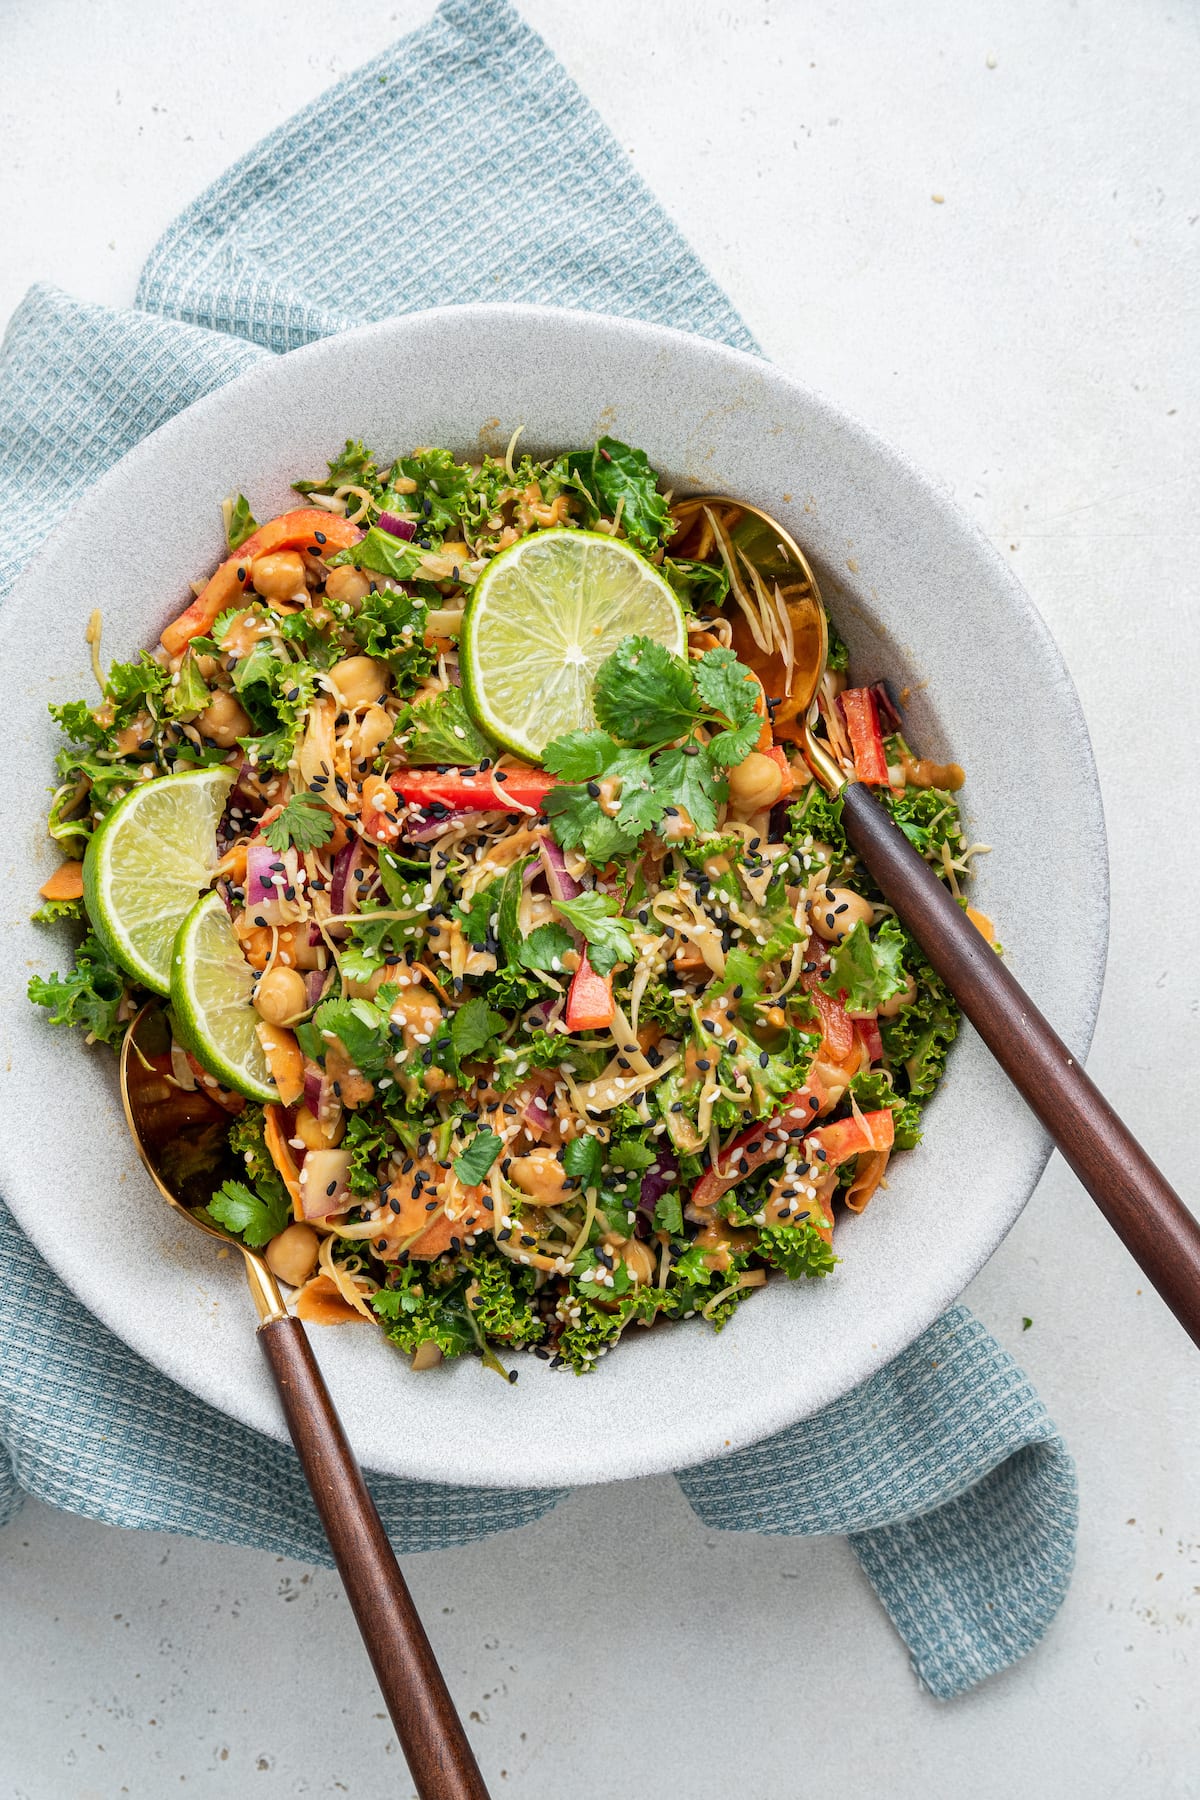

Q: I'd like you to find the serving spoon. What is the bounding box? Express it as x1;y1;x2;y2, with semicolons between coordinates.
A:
120;1002;491;1800
672;495;1200;1347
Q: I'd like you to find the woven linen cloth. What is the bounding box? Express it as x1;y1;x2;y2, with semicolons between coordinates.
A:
0;0;1077;1701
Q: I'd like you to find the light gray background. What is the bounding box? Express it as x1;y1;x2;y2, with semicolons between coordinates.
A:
1;0;1196;1795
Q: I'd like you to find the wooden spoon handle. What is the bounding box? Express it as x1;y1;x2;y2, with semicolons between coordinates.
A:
256;1315;491;1800
839;781;1200;1347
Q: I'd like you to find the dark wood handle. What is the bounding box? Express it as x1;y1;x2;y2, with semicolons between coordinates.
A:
257;1315;491;1800
839;781;1200;1347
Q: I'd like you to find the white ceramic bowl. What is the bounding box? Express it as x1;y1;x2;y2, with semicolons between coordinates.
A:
0;306;1107;1486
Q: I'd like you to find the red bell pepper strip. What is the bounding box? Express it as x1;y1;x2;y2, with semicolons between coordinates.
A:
808;1109;894;1163
160;510;364;657
690;1067;837;1211
810;989;856;1064
564;950;614;1032
838;686;890;785
691;1100;894;1217
389;767;558;814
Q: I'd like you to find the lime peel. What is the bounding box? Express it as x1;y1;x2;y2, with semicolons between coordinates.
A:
82;767;235;995
170;889;276;1103
460;529;685;762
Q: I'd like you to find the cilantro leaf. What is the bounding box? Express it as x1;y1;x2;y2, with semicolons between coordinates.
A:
262;791;335;854
541;784;641;862
652;1190;684;1234
224;493;258;552
694;646;760;730
542;729;623;781
563;1134;604;1190
313;997;392;1077
552;891;634;976
450;997;506;1062
593;637;699;747
208;1178;290;1249
453;879;499;951
398;688;494;766
819;918;908;1016
454;1127;504;1187
517;923;574;971
652;743;724;834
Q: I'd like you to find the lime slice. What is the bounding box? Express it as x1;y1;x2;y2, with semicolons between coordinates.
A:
170;890;276;1103
461;528;686;761
83;767;235;995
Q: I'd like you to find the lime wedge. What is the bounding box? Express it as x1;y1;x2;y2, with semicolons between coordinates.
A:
83;767;235;995
170;890;276;1102
461;528;686;761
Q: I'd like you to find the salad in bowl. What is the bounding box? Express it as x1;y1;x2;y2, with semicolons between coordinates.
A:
29;434;987;1376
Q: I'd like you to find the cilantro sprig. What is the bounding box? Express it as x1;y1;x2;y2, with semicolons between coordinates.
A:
262;791;336;854
542;637;762;859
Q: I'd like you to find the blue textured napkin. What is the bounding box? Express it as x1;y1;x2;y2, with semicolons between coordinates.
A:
0;0;1076;1700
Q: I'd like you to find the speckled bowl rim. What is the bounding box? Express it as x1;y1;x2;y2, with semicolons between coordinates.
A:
0;306;1108;1486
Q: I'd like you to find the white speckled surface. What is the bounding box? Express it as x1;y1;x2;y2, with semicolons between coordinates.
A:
0;304;1106;1485
1;1;1198;1795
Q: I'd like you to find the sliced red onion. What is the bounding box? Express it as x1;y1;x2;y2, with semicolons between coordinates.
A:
638;1147;680;1220
377;512;416;541
302;1061;324;1116
304;969;328;1009
405;809;493;843
316;1081;343;1138
536;831;581;903
869;680;903;733
521;1089;554;1132
299;1149;352;1220
245;841;281;906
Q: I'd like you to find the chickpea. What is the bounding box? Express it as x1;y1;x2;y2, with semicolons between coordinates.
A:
329;654;389;709
264;1222;320;1288
324;564;371;608
389;983;444;1052
809;884;874;944
876;973;918;1018
197;688;252;747
251;550;307;600
293;1103;345;1150
353;704;394;763
727;751;784;814
253;963;308;1025
621;1240;657;1286
508;1148;574;1207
